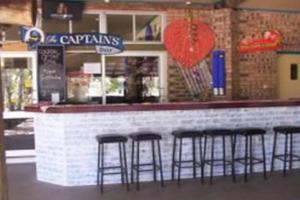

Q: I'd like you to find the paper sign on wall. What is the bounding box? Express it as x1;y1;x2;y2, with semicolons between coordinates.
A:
83;63;101;74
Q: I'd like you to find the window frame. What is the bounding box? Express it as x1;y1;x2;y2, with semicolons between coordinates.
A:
0;51;38;119
81;10;166;44
66;50;168;104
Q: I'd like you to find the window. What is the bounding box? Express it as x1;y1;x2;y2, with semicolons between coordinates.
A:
136;15;161;41
106;13;164;42
290;63;298;80
43;19;70;34
65;51;167;104
42;12;164;43
73;14;99;33
1;57;33;111
66;53;102;102
0;53;36;155
107;14;133;41
105;56;160;103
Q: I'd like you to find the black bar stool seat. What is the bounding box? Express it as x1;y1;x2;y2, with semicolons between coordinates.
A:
204;128;233;136
235;128;266;136
271;125;300;176
273;126;300;134
172;130;202;138
129;132;164;190
130;132;162;141
96;134;129;193
234;127;267;182
171;129;203;185
97;134;128;143
203;128;235;184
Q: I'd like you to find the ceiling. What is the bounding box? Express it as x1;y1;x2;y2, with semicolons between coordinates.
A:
94;0;300;11
236;0;300;12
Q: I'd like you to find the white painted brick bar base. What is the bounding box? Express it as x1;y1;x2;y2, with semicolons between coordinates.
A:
33;106;300;186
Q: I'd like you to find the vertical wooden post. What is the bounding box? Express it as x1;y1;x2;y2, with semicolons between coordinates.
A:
0;68;8;200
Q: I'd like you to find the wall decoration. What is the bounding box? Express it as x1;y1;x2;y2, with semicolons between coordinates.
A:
176;60;212;100
21;27;45;49
239;30;283;53
164;11;215;68
212;50;226;96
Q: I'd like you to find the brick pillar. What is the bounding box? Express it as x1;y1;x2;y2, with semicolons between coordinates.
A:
210;8;240;100
230;9;241;99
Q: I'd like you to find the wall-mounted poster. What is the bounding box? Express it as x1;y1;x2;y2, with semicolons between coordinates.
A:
239;30;283;53
37;45;66;102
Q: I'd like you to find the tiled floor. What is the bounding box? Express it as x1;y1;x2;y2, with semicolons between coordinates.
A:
7;163;300;200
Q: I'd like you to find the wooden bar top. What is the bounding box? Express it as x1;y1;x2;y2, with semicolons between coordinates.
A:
24;100;300;113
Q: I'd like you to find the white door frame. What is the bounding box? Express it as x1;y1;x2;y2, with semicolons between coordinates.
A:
0;51;37;119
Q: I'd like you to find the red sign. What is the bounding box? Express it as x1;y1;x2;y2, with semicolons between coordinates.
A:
239;30;283;53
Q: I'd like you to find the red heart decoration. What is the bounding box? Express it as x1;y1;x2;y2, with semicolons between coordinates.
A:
164;20;215;68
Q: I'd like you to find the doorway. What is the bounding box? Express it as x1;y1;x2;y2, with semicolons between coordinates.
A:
0;52;37;163
278;53;300;100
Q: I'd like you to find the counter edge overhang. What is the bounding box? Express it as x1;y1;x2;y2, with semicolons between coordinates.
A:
24;100;300;113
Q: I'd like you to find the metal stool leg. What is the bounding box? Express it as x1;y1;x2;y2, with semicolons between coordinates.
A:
192;137;196;178
222;135;226;176
171;137;176;181
249;135;253;174
136;141;140;190
261;134;267;180
244;135;248;182
210;136;215;184
122;142;130;191
202;135;207;184
231;135;236;183
119;142;124;184
177;138;183;185
131;140;135;184
97;142;100;186
100;143;105;193
152;140;157;182
283;133;288;177
289;133;293;170
199;136;204;183
157;140;164;187
271;131;278;173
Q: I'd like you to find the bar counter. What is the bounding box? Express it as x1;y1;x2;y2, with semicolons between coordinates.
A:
26;100;300;186
25;99;300;113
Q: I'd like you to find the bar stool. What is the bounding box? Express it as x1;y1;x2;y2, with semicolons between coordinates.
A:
203;129;236;184
171;129;203;185
271;126;300;176
234;128;267;182
129;132;164;190
96;134;129;193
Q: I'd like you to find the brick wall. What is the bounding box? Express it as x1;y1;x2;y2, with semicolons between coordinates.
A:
166;9;236;102
237;10;300;100
34;107;300;186
166;9;300;101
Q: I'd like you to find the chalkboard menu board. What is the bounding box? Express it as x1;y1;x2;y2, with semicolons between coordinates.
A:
37;45;66;101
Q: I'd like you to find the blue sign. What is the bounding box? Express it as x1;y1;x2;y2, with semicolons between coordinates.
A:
20;27;45;50
21;27;124;55
212;50;226;96
45;33;124;55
